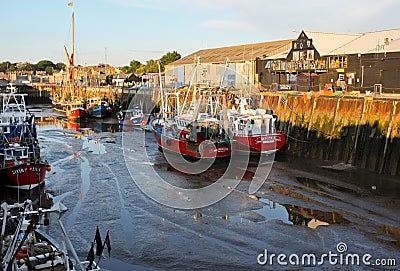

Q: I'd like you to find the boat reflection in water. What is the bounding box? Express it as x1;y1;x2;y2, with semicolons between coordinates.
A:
34;116;121;133
284;204;350;229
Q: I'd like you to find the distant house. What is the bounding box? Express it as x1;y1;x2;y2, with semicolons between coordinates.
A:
125;73;140;83
0;78;8;89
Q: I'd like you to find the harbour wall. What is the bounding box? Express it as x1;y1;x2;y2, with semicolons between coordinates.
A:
260;92;400;176
22;84;132;110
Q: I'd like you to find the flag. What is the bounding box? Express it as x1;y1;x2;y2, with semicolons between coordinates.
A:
104;231;111;257
95;226;103;257
68;2;73;6
86;242;95;269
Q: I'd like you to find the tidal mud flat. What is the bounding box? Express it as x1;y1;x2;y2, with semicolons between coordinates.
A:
12;106;399;270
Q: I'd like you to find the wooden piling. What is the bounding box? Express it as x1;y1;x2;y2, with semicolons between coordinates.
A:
380;100;397;174
306;97;317;139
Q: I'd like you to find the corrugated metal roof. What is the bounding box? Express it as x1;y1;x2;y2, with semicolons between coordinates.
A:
265;48;291;60
328;29;400;55
370;37;400;53
302;30;361;55
170;39;293;66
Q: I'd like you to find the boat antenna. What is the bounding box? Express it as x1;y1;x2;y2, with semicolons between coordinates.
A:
157;61;165;120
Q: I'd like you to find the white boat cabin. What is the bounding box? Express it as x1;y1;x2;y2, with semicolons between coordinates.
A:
228;98;276;136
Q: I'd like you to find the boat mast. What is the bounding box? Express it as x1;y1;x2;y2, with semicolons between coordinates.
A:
157;61;165;119
65;2;75;98
71;2;75;96
179;56;200;116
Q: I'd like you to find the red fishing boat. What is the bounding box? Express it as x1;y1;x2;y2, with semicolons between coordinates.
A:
152;114;231;159
0;85;51;190
0;143;51;190
65;100;87;120
151;91;231;159
51;1;88;121
228;97;285;155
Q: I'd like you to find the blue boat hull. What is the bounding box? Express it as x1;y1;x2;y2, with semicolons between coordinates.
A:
88;105;112;118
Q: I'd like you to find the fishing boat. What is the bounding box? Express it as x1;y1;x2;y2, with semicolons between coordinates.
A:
65;100;87;120
151;58;232;159
51;97;87;120
0;143;51;190
139;114;154;131
0;86;51;190
51;1;87;121
0;196;103;271
228;96;285;155
151;90;231;159
117;105;143;126
86;97;112;118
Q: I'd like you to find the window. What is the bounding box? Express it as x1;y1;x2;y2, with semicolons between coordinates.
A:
293;51;300;61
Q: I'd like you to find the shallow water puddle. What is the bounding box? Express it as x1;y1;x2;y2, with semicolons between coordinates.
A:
229;198;350;229
82;136;106;154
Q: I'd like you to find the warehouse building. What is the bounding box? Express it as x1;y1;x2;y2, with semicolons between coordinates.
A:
167;28;400;94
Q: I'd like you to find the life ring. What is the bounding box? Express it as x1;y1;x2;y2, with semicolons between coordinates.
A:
165;138;171;146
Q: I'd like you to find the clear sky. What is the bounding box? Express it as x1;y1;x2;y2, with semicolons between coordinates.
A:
1;0;399;67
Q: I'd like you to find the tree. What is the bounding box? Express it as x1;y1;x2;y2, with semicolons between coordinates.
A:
159;51;181;70
35;60;56;71
121;66;130;74
55;62;66;71
6;63;18;72
19;62;35;71
45;66;54;75
129;60;143;72
135;59;159;74
122;59;144;74
0;61;12;73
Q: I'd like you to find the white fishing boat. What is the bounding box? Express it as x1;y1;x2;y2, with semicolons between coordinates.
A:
227;96;286;155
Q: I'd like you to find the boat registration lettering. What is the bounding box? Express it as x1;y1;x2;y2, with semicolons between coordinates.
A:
260;136;275;143
12;168;26;175
260;135;281;143
31;167;41;172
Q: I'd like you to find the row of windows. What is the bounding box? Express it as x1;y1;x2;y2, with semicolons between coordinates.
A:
268;59;347;71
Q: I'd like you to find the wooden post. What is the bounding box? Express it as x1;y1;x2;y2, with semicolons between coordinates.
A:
380;100;397;174
306;96;317;139
349;97;366;164
285;95;295;140
328;97;340;159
